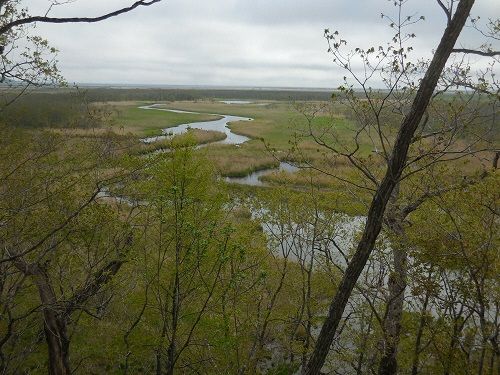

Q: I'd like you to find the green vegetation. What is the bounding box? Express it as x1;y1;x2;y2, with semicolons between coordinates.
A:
1;89;498;375
1;0;498;373
0;92;99;129
153;100;363;151
135;129;227;154
109;103;221;136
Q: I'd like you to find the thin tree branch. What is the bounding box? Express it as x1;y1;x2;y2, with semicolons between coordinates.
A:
436;0;452;24
0;0;162;36
452;48;500;57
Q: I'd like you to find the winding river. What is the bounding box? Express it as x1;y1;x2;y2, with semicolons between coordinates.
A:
225;162;299;186
140;104;252;145
138;104;298;186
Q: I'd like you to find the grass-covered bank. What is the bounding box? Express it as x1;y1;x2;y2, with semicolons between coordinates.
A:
134;129;228;154
109;103;221;136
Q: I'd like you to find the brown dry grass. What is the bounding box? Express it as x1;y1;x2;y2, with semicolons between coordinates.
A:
200;143;279;177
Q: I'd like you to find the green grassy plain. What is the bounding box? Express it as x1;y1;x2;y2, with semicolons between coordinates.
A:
110;103;221;136
135;129;227;154
97;100;377;187
153;100;374;152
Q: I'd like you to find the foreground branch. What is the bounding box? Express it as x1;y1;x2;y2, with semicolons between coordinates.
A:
452;48;500;57
0;0;162;36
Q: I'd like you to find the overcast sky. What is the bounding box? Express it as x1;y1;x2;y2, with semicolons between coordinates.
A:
24;0;499;88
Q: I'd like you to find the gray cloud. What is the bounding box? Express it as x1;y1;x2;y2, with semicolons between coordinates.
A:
23;0;499;88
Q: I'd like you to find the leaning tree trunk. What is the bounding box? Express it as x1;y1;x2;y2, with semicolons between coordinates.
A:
303;1;476;373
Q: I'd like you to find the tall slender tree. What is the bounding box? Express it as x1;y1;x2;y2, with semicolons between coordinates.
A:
304;1;493;373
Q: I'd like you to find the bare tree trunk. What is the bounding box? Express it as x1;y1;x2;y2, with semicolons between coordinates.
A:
477;305;490;375
488;335;499;375
11;253;127;375
378;205;407;375
244;261;289;375
378;246;407;375
444;319;461;375
355;307;375;375
489;315;500;375
165;262;181;375
479;341;487;375
156;320;167;375
411;278;431;375
156;349;162;375
32;268;71;375
303;2;475;373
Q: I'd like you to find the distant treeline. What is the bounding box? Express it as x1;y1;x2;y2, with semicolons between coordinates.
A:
0;87;334;128
81;87;335;102
2;87;491;131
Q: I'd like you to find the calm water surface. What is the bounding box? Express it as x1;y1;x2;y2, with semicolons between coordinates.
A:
140;104;252;144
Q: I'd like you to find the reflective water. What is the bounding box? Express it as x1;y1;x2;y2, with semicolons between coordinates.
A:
138;105;300;186
220;100;253;104
140;104;252;145
226;162;299;186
